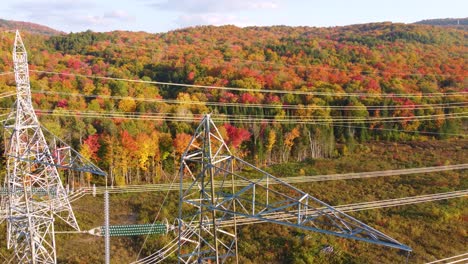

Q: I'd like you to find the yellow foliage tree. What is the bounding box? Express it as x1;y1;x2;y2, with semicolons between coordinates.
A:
118;97;137;112
283;127;300;162
266;130;276;163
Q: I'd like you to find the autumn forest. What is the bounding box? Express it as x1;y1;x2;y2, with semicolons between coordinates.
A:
0;23;465;186
0;20;466;263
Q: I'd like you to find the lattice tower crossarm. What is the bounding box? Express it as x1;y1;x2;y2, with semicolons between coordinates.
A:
177;114;411;264
1;31;100;264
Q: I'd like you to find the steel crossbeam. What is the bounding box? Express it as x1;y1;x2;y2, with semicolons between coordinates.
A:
177;115;411;264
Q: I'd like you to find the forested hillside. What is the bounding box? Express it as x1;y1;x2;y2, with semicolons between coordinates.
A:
0;22;466;187
414;18;468;27
0;18;62;36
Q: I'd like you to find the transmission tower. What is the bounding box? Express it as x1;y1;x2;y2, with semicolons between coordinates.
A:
178;115;238;264
178;114;411;263
2;31;105;263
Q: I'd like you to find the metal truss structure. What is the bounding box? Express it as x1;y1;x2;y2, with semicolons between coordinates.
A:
178;114;411;264
1;31;105;263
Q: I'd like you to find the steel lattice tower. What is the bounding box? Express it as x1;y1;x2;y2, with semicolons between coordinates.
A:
178;115;411;264
2;31;105;263
178;115;239;264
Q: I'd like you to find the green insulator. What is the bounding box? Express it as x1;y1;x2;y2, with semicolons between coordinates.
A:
100;222;167;236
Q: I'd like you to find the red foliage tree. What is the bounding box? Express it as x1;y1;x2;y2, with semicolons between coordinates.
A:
240;93;259;104
83;134;101;161
224;124;251;149
121;130;138;153
173;133;192;156
57;99;68;108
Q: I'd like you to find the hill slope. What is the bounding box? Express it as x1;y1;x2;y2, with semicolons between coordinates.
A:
0;22;466;180
0;18;62;36
414;17;468;27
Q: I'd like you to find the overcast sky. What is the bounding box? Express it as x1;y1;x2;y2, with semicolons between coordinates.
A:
0;0;466;33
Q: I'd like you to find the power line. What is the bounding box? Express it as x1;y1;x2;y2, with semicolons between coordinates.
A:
2;109;463;136
1;99;465;125
0;92;16;99
426;252;468;264
132;189;467;264
0;71;13;76
1;74;464;136
330;123;465;136
135;170;179;261
80;164;468;194
31;108;467;123
219;189;468;227
75;41;467;78
1;97;464;134
25;109;467;136
31;90;468;111
31;70;467;98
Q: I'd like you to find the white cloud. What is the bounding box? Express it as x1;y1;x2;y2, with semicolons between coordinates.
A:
248;1;279;9
7;1;135;32
151;0;279;13
148;0;279;28
70;11;135;27
104;10;135;21
175;13;252;27
12;0;93;19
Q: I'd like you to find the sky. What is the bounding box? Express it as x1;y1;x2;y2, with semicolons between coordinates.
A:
0;0;466;33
